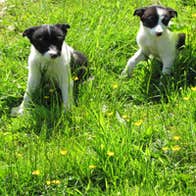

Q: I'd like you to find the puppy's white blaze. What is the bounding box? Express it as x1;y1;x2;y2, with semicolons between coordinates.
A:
155;24;163;34
48;47;58;55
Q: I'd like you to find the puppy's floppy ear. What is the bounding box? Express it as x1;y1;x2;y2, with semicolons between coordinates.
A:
166;7;177;18
23;26;38;39
55;24;70;35
133;7;147;17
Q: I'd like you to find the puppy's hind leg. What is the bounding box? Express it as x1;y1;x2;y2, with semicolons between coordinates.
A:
122;49;146;77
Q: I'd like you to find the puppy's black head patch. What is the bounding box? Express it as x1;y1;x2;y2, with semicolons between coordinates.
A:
134;5;177;28
23;24;70;56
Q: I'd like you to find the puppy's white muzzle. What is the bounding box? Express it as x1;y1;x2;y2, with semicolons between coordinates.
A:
155;25;163;36
45;46;59;59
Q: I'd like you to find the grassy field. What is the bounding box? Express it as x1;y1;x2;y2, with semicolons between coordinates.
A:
0;0;196;195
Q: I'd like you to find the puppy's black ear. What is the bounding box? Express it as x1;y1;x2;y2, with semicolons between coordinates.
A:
55;24;70;34
166;7;177;18
23;26;38;39
133;7;147;17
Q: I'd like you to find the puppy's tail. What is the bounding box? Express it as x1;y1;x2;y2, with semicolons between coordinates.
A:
70;50;88;104
176;33;185;50
71;50;88;82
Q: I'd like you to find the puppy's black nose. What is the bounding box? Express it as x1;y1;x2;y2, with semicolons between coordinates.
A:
50;53;58;58
156;32;162;36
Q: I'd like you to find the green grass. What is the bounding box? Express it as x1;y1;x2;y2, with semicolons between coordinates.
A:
0;0;196;195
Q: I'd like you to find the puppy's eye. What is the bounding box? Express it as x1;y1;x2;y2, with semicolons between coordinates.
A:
147;16;155;21
162;16;170;25
36;36;43;41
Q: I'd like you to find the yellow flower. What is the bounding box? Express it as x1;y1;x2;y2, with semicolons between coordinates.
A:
49;89;55;93
172;145;181;151
173;136;180;141
107;151;114;157
183;96;190;101
89;165;96;169
73;76;79;81
112;83;118;89
32;170;40;176
134;120;143;126
46;180;61;185
122;115;129;121
192;13;196;18
52;180;61;185
191;86;196;91
60;149;68;156
106;111;114;117
44;95;49;99
162;147;169;151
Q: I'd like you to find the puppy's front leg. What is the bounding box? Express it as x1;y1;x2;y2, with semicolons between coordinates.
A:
122;49;146;77
59;68;73;111
161;56;175;75
11;64;41;116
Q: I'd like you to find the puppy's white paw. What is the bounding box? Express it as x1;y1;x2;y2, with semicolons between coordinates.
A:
121;67;132;78
11;106;24;117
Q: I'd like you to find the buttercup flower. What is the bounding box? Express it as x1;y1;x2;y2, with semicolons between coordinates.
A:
74;76;79;81
32;170;40;176
107;151;114;157
183;96;190;101
162;147;169;151
89;165;96;169
172;145;181;151
173;136;180;141
49;89;55;93
134;120;143;126
112;83;118;89
191;86;196;91
60;149;68;156
44;95;49;99
46;180;61;185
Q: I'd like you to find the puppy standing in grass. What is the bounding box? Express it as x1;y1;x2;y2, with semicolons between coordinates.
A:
122;5;185;78
11;24;87;116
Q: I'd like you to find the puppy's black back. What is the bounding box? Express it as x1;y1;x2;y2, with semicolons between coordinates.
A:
176;33;185;50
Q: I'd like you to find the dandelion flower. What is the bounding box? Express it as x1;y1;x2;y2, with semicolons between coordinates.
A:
89;165;96;169
107;151;114;157
162;147;169;151
112;83;118;89
32;170;40;176
74;76;79;81
16;153;23;158
173;136;180;141
52;180;61;185
60;149;68;156
192;13;196;18
172;145;181;151
191;86;196;91
134;120;143;126
44;95;49;99
122;115;129;121
183;96;190;101
49;89;55;93
107;111;114;117
46;180;61;185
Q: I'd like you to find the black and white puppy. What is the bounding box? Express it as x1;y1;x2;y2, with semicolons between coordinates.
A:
122;5;185;77
11;24;87;116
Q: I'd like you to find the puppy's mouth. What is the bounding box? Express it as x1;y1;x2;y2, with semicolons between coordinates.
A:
50;53;60;59
156;32;163;37
47;47;61;59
